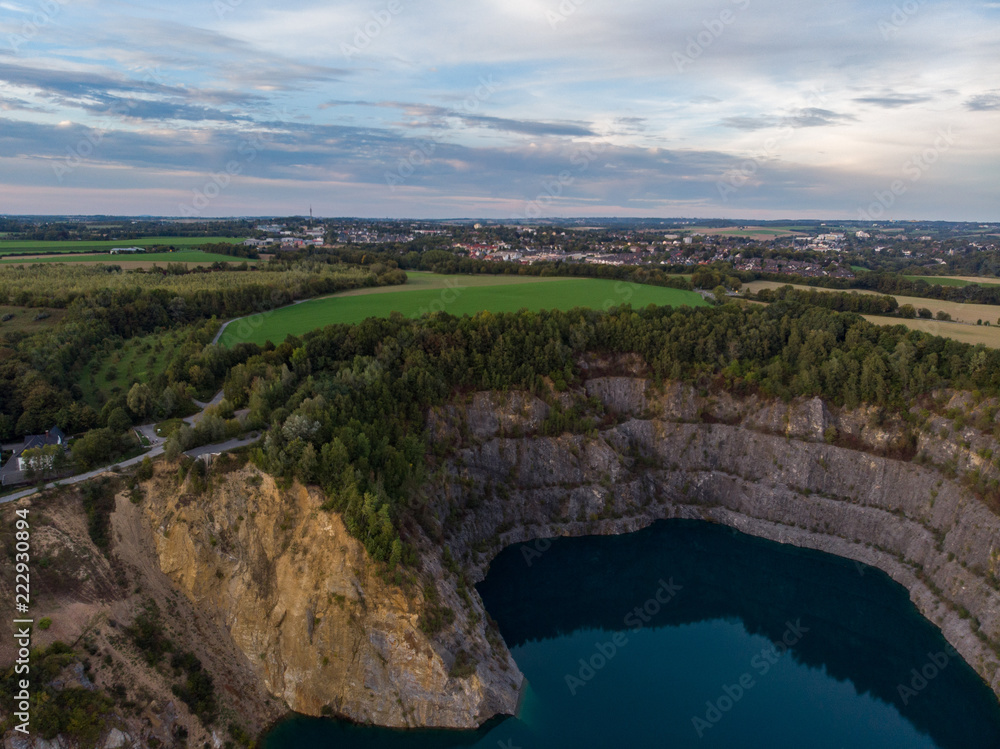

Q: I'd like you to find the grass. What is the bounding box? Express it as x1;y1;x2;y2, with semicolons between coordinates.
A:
0;305;68;334
0;250;249;265
79;323;220;406
220;274;707;347
862;315;1000;348
744;280;1000;346
335;270;567;294
902;275;1000;287
746;280;1000;326
0;237;244;256
155;419;185;438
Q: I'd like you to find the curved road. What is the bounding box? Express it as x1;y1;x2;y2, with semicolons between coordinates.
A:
211;295;322;346
0;391;259;505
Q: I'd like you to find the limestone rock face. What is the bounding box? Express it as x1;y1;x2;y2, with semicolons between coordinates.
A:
142;469;521;728
431;378;1000;701
139;377;1000;729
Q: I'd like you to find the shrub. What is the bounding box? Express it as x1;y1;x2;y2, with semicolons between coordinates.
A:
449;649;478;679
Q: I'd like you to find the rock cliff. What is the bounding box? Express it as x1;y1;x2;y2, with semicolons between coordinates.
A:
422;377;1000;709
138;465;521;729
95;376;1000;732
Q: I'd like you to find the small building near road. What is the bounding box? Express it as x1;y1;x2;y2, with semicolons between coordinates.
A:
0;426;68;486
17;426;66;470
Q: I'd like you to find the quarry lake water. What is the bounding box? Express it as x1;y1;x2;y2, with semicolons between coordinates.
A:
263;520;1000;748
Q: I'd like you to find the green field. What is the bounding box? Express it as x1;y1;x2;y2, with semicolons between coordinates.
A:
155;419;185;438
0;250;246;265
903;275;1000;287
0;236;243;256
220;275;706;347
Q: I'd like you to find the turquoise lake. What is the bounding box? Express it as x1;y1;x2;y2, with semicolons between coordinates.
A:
263;520;1000;748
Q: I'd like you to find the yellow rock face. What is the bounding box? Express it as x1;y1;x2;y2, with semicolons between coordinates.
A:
143;465;520;728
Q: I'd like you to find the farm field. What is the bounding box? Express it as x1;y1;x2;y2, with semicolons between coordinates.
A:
0;250;248;266
903;275;1000;287
861;315;1000;347
335;270;565;295
0;236;243;256
220;274;706;347
745;280;1000;329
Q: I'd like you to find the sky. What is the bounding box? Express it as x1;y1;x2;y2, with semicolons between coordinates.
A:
0;0;998;220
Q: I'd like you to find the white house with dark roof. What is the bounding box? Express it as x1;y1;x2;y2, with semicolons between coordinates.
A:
1;426;68;485
17;426;66;470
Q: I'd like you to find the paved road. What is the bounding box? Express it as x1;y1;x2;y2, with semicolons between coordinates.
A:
0;443;166;504
0;390;259;505
184;435;260;460
135;423;163;448
210;318;234;345
210;293;325;346
190;389;226;419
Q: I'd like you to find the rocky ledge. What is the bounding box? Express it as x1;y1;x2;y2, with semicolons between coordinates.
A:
141;376;1000;729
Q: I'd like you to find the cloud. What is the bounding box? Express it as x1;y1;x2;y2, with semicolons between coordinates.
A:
966;91;1000;110
720;116;778;131
0;95;52;113
721;108;855;131
853;94;933;108
316;99;594;137
784;108;857;127
0;112;887;217
0;0;997;219
0;61;183;100
458;114;594;137
0;61;283;123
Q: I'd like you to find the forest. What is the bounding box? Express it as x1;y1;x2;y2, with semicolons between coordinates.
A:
748;285;901;315
0;259;405;445
204;298;1000;569
3;240;986;486
747;269;1000;305
321;245;1000;307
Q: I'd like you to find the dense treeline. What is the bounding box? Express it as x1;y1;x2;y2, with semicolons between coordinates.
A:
327;247;696;291
192;242;260;259
324;244;1000;307
220;300;1000;568
7;219;251;242
0;262;404;441
751;285;900;315
746;270;1000;306
0;261;386;311
845;248;1000;278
